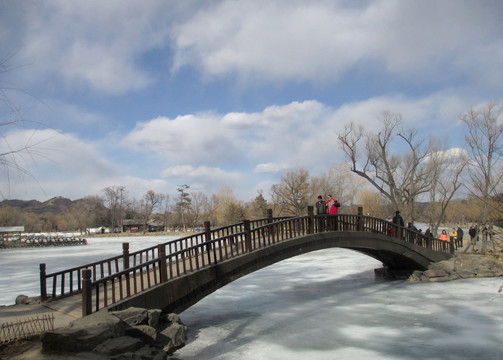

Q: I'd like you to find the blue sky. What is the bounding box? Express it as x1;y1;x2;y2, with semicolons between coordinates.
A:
1;0;502;203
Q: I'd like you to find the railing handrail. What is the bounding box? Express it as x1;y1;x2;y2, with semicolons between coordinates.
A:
40;216;291;299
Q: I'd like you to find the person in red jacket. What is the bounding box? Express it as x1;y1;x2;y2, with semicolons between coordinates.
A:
326;195;341;230
326;195;340;214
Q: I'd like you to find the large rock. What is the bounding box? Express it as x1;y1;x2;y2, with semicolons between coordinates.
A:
111;307;149;326
42;311;127;353
159;323;188;354
40;308;187;358
93;336;144;355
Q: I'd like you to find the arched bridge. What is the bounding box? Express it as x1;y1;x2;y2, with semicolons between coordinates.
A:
39;208;453;317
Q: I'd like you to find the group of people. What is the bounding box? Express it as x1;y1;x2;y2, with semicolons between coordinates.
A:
315;195;340;231
315;195;340;215
439;227;464;249
313;201;484;254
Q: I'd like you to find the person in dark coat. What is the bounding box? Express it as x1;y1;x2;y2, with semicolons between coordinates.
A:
392;211;404;226
456;227;464;248
315;196;326;215
392;211;404;238
468;225;477;249
315;196;326;231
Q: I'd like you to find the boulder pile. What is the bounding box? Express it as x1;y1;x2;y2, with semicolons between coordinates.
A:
409;253;503;282
41;307;187;359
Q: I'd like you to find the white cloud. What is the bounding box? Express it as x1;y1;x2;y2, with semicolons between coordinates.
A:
254;162;292;174
0;93;478;201
162;164;241;183
171;0;503;87
5;0;178;95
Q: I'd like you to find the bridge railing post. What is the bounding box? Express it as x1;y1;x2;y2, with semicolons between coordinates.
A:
40;263;47;300
266;209;276;243
82;269;92;317
204;221;213;264
158;244;168;283
357;207;364;232
307;206;314;234
244;220;252;252
122;242;130;270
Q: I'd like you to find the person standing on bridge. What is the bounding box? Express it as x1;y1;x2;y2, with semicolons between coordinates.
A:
392;210;404;239
315;195;327;231
326;195;340;230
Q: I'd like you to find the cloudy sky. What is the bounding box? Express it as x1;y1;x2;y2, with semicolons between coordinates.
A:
1;0;502;203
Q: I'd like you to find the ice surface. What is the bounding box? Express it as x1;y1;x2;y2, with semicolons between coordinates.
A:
0;235;179;305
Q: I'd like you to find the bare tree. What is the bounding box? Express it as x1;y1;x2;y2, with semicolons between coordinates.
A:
102;186;127;232
460;100;503;224
357;189;387;217
140;190;164;233
270;168;313;216
161;193;171;231
338;112;439;222
190;191;210;228
311;163;364;210
426;148;467;235
0;53;52;198
460;100;503;254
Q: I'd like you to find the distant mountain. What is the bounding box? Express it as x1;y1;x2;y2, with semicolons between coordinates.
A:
1;197;83;216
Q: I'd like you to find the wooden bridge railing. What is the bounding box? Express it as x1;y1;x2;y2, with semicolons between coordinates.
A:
39;207;453;316
40;213;290;301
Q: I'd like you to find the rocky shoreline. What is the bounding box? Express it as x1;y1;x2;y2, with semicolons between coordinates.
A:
409;253;503;282
1;308;188;359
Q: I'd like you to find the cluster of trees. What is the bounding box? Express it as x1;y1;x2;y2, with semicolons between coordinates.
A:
338;101;503;233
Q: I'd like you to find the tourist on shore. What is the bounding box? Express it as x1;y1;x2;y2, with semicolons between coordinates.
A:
456;227;464;249
440;229;449;250
449;228;457;248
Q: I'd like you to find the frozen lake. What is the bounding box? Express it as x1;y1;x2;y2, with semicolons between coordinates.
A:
1;236;502;359
0;235;180;305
